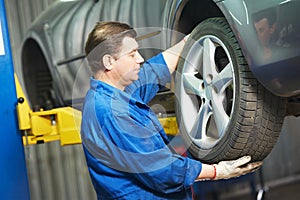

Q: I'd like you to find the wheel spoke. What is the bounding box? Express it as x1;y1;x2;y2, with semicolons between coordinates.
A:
202;38;218;79
190;101;212;139
211;93;229;137
182;72;205;97
212;63;233;94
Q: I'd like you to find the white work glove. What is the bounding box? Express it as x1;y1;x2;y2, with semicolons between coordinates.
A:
213;156;262;180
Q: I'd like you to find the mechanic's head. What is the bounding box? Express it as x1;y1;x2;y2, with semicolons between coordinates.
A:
253;8;277;47
85;21;137;73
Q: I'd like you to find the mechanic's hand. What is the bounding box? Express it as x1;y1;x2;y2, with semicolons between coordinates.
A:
213;156;262;180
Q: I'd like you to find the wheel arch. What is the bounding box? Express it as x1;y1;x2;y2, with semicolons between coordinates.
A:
172;0;253;69
21;37;58;109
172;0;225;39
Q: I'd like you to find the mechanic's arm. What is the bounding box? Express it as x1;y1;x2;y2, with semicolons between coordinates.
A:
196;156;263;181
162;35;189;74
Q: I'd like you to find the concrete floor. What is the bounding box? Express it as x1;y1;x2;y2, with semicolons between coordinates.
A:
194;178;300;200
258;181;300;200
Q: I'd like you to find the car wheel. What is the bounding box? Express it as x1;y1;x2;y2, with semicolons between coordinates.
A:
175;17;287;163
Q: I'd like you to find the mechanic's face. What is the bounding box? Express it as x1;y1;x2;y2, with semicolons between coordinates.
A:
255;18;276;47
111;36;144;88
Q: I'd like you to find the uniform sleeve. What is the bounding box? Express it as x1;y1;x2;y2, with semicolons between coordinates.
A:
125;53;171;104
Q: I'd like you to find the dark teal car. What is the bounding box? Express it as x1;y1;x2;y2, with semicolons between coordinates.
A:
21;0;300;163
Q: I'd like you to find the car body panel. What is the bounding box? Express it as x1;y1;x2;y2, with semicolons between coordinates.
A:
217;0;300;96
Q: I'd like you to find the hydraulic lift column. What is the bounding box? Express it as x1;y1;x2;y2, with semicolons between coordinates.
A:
0;0;30;199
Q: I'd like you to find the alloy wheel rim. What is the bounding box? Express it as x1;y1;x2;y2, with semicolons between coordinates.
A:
179;35;236;149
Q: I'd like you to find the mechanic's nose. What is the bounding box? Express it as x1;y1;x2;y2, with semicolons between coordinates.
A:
136;51;144;64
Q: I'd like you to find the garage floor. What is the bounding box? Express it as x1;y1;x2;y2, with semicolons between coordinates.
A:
193;175;300;200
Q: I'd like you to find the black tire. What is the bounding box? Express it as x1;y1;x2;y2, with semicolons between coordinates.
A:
175;17;287;163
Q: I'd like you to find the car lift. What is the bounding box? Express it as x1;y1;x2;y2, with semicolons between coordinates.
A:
15;74;82;146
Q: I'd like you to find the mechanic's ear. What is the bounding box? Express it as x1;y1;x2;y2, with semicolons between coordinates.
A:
102;54;114;70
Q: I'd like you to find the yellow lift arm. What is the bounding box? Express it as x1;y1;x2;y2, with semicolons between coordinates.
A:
15;74;81;146
14;74;178;146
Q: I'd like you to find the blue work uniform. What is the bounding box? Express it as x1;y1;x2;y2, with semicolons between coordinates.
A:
81;53;202;199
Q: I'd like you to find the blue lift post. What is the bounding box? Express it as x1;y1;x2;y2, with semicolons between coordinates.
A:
0;0;30;199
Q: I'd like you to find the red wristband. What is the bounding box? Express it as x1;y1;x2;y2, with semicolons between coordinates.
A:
212;165;217;180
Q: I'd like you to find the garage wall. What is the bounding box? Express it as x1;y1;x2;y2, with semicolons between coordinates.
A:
262;116;300;185
4;0;300;199
4;0;96;199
